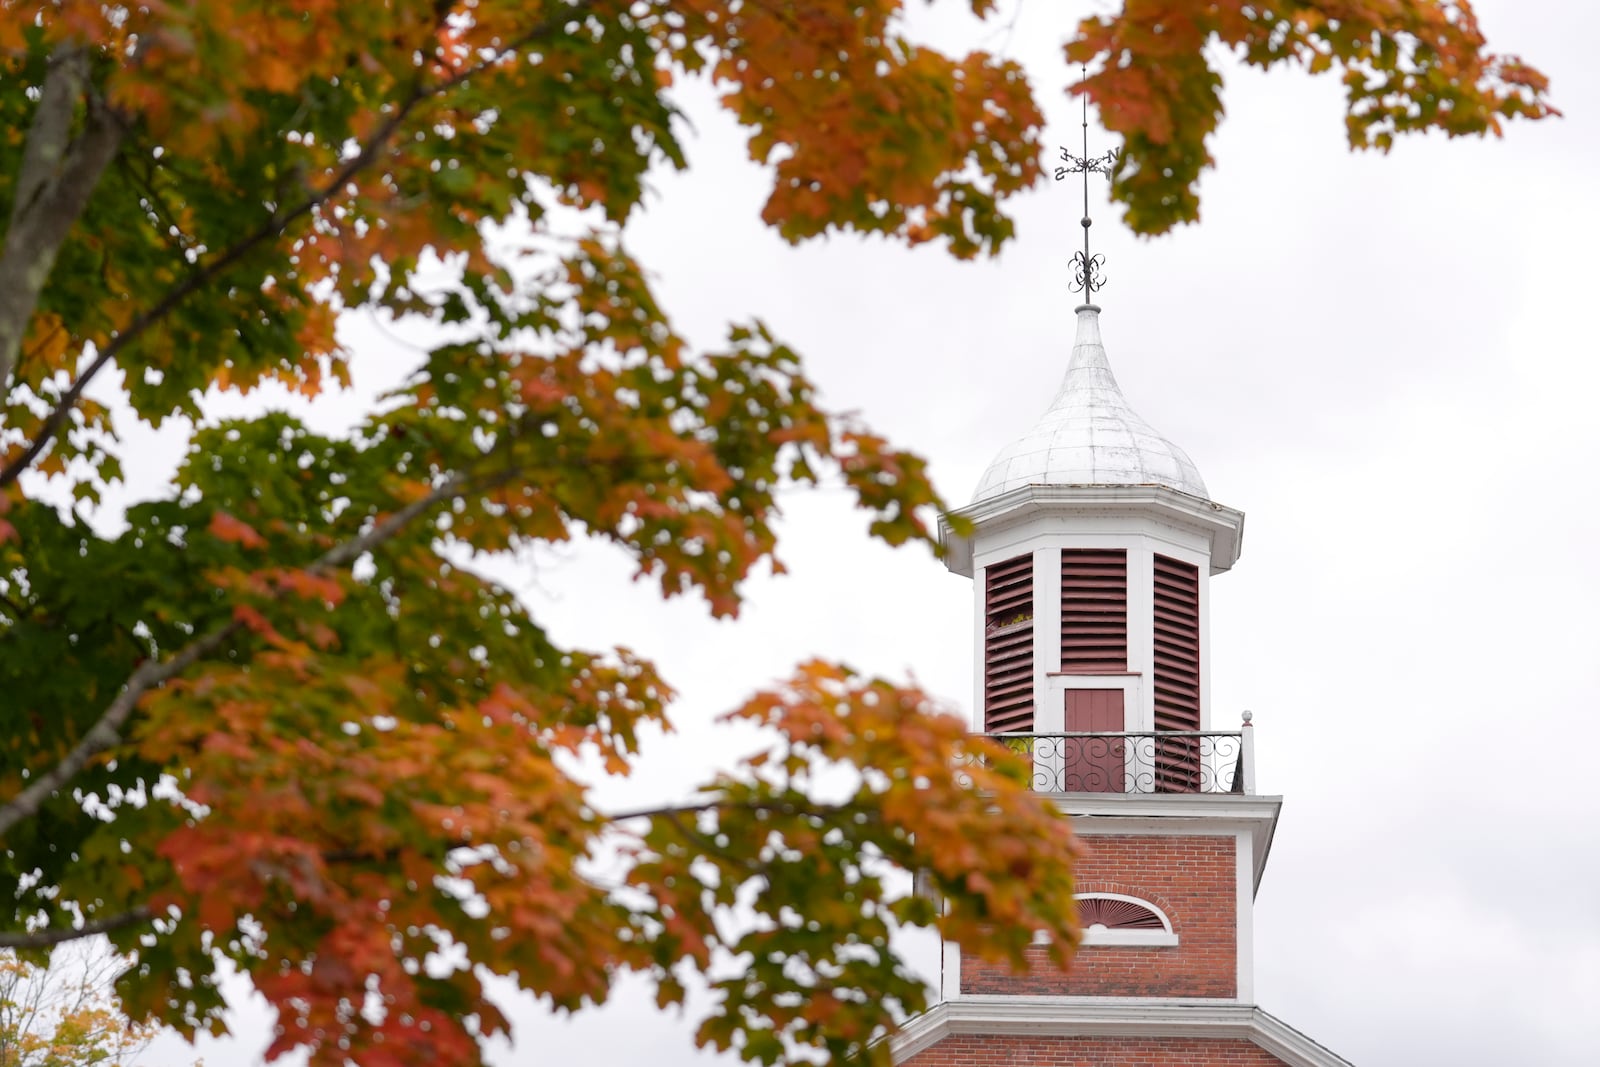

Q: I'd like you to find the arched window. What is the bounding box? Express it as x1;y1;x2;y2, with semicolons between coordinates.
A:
1073;893;1178;947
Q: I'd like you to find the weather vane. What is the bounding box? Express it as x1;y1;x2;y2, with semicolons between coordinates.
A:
1053;68;1119;301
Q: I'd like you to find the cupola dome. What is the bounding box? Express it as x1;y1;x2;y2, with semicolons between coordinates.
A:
972;305;1207;503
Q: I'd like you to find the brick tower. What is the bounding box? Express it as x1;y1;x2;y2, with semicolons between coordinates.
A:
888;302;1356;1067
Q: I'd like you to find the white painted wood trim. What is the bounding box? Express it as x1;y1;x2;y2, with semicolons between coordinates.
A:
971;561;986;732
1045;792;1281;823
888;999;1355;1067
941;938;961;1000
1042;674;1141;721
1032;548;1063;736
1033;926;1179;948
1127;545;1155;731
1081;928;1180;947
941;485;1245;580
1235;828;1254;1003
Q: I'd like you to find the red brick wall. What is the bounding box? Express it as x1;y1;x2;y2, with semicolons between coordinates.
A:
902;1034;1287;1067
960;834;1237;998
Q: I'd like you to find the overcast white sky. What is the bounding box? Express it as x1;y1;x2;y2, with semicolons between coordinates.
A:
128;1;1600;1064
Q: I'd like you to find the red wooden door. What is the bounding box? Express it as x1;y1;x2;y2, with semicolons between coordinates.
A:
1064;689;1125;793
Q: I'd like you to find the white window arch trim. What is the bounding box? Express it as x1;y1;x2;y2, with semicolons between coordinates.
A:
1033;892;1179;947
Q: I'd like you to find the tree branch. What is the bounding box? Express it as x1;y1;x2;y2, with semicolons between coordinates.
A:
11;49;82;222
0;1;596;490
0;472;470;840
0;907;152;950
605;797;878;825
320;837;471;866
660;809;769;877
0;45;126;400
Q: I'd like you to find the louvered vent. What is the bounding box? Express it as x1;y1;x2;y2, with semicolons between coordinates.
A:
984;553;1034;734
1153;554;1201;791
1076;895;1167;930
1060;549;1127;673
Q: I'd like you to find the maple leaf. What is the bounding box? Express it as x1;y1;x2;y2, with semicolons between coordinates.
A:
209;511;268;550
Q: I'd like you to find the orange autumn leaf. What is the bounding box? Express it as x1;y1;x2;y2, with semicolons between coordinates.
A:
209;511;267;550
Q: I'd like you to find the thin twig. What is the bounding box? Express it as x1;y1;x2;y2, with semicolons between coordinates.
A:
0;907;153;950
661;809;768;876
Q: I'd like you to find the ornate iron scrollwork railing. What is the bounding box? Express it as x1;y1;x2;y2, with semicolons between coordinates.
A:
982;731;1248;795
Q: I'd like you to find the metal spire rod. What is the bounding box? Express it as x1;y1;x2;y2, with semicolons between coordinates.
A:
1079;81;1092;271
1053;67;1119;303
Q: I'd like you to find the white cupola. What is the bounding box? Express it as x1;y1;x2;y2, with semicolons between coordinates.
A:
971;306;1206;502
941;303;1245;787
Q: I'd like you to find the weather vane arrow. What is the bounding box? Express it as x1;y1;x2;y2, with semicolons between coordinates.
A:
1053;71;1119;303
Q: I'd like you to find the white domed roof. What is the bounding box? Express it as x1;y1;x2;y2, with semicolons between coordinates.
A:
972;305;1207;503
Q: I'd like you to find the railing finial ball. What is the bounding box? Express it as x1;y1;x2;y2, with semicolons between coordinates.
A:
1241;710;1253;725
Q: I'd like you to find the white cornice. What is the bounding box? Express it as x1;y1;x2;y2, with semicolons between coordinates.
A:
1047;792;1282;894
1047;791;1279;822
939;484;1245;578
889;998;1354;1067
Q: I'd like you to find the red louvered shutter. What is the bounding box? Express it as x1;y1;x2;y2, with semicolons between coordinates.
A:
1153;554;1201;791
1060;549;1127;673
983;553;1033;734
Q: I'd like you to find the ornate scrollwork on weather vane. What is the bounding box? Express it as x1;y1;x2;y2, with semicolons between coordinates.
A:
1053;72;1120;299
